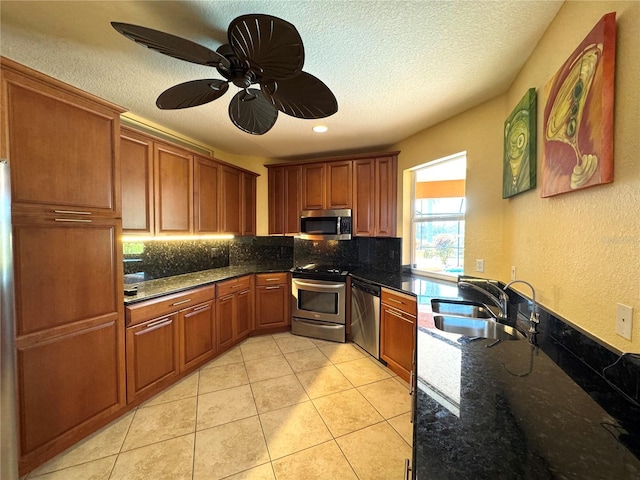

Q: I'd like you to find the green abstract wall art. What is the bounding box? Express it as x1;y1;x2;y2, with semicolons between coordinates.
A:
503;88;536;198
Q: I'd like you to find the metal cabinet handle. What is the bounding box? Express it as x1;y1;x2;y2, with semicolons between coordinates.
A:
385;309;406;319
238;290;249;296
146;317;172;329
409;369;415;396
265;277;279;281
404;458;412;480
54;218;93;223
171;299;191;306
265;286;280;290
192;304;211;312
53;209;92;215
388;298;404;304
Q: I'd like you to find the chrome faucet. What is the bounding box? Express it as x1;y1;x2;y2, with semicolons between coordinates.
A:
504;280;539;335
458;281;509;320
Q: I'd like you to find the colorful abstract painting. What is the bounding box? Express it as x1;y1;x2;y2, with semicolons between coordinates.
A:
542;12;616;197
503;88;536;198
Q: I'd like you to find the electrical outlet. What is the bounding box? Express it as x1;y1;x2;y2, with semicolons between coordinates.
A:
511;266;517;281
475;259;484;273
616;303;633;340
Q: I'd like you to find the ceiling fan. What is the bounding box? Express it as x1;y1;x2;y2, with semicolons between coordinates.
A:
111;14;338;135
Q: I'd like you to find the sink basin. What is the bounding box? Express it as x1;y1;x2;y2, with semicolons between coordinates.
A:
430;299;524;341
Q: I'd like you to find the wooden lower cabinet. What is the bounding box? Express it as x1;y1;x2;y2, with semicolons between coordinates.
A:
16;320;124;464
216;275;254;352
380;289;416;382
255;273;290;330
179;300;216;371
125;314;179;402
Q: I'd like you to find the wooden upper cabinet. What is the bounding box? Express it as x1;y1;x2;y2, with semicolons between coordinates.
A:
1;60;124;217
194;156;220;234
121;128;153;234
242;172;257;236
302;163;325;210
220;165;242;235
352;158;376;236
375;155;397;237
268;165;302;235
326;161;352;209
284;166;302;234
268;166;285;235
154;142;193;235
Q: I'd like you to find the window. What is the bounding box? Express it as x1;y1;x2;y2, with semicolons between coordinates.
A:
411;152;466;280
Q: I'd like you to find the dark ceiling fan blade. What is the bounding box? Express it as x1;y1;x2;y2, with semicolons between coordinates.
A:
228;14;304;80
156;79;229;109
228;88;278;135
111;22;231;70
262;72;338;119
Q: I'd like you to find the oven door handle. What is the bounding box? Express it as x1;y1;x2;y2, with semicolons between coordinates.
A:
293;280;345;291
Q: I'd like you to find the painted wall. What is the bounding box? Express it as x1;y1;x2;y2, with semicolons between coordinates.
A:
394;1;640;352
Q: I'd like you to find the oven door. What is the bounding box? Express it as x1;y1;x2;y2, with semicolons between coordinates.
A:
291;278;346;324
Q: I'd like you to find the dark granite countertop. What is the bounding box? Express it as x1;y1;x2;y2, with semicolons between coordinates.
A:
123;263;291;305
349;270;640;478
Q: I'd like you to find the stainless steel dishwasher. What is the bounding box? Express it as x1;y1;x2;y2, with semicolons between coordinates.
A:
351;279;381;359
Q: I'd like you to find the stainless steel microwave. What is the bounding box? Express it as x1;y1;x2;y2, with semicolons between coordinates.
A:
299;209;352;240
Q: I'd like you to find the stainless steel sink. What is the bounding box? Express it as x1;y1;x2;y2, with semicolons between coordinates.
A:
431;299;524;341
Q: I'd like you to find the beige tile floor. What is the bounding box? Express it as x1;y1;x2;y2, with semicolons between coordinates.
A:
25;332;413;480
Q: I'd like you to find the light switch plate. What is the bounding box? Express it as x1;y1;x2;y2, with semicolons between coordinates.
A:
616;303;633;340
475;259;484;273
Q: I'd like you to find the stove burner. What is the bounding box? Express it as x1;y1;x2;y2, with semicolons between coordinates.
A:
291;264;349;280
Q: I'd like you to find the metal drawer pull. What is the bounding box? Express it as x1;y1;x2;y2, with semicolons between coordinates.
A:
265;277;279;281
265;286;280;290
231;284;241;288
147;317;172;328
388;298;404;304
54;218;93;223
171;299;191;306
404;458;412;480
238;290;249;295
53;209;92;215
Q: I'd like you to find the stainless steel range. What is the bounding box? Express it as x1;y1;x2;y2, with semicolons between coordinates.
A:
291;264;348;343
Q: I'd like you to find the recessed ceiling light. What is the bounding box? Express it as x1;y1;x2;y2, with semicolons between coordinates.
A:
313;125;328;133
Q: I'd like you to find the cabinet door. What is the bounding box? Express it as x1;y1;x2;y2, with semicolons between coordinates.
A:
284;166;302;235
194;156;220;234
242;173;256;236
16;321;124;458
179;301;216;371
268;167;285;235
220;166;242;235
352;159;375;236
301;163;325;210
380;306;414;382
326;161;352;209
234;289;253;340
12;215;121;336
2;66;121;216
121;129;154;234
154;142;193;235
255;285;288;330
126;314;179;402
375;156;397;237
217;294;235;351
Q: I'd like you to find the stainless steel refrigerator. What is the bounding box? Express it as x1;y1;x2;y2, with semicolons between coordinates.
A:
1;159;19;479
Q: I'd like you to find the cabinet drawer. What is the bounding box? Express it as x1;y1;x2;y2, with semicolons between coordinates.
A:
125;285;215;326
255;272;289;286
216;275;252;297
381;289;417;317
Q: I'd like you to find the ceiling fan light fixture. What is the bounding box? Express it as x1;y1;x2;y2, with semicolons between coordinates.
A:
112;15;337;135
313;125;328;133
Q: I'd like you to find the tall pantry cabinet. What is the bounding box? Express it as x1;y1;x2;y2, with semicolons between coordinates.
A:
1;58;126;474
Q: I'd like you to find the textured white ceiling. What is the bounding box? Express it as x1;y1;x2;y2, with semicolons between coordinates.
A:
1;0;563;159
